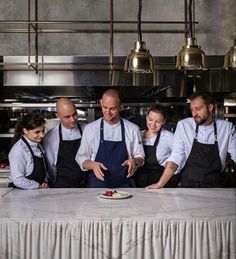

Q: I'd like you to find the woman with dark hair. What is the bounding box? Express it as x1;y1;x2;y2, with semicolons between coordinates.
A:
8;112;49;189
134;105;176;187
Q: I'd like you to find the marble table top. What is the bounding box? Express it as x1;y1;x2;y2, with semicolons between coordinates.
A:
0;187;12;198
0;188;235;220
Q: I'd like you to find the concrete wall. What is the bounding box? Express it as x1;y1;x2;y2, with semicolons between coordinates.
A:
0;0;235;56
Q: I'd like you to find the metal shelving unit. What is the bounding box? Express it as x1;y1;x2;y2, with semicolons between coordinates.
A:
0;0;191;73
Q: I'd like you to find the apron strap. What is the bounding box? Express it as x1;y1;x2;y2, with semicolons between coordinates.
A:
21;136;48;179
59;123;83;141
195;120;218;143
100;118;125;142
37;143;49;175
21;136;34;157
153;127;162;147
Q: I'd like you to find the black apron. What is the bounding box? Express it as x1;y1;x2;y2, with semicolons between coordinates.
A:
9;136;47;188
88;119;133;188
180;120;223;187
134;130;164;187
54;123;86;188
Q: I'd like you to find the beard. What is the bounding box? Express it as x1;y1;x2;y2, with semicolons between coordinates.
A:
194;116;208;125
194;111;213;125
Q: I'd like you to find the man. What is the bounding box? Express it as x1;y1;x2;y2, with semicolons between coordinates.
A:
76;88;145;188
148;91;236;188
43;97;86;188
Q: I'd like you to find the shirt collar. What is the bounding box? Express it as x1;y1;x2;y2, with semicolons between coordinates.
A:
103;118;121;127
22;136;39;147
61;123;78;132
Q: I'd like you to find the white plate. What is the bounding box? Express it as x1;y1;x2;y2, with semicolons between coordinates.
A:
99;191;132;200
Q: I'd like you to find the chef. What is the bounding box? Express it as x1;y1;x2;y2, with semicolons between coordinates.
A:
8;112;49;189
147;91;236;188
133;104;176;187
43;97;87;188
76;88;145;188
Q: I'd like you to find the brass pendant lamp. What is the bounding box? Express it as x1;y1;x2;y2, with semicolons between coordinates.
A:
124;0;155;73
224;1;236;69
176;0;207;70
224;39;236;69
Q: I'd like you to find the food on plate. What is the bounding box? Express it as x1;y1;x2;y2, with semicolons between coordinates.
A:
100;190;132;199
103;190;118;197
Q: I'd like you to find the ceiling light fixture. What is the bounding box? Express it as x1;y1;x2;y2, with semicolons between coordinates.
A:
224;39;236;70
124;0;155;73
176;0;207;70
224;0;236;70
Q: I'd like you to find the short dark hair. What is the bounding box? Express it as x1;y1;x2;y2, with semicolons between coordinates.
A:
189;91;215;106
102;88;123;104
147;104;167;120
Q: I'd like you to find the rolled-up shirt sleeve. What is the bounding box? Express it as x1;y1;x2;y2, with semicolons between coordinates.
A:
167;121;188;171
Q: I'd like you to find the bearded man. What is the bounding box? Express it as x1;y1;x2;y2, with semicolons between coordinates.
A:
147;91;236;188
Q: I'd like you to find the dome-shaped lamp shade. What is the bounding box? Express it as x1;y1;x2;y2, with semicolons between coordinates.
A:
124;41;155;73
224;40;236;69
176;37;207;70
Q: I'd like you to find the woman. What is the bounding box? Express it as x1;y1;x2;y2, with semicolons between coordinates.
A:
134;105;176;187
8;112;49;189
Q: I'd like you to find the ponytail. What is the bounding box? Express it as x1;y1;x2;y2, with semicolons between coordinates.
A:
11;119;24;145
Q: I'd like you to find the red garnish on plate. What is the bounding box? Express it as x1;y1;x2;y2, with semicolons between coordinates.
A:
104;190;117;196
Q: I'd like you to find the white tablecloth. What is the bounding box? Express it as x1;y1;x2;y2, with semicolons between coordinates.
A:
0;188;235;259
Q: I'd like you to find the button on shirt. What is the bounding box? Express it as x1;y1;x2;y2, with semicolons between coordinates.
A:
76;118;145;170
141;129;174;167
43;123;85;179
8;137;45;189
168;118;236;171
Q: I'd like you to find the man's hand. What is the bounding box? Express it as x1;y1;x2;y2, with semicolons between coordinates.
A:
146;161;178;189
92;161;108;181
122;157;143;178
146;182;162;189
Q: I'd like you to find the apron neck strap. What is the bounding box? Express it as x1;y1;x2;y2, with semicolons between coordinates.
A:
100;118;125;142
195;120;218;142
21;136;34;157
59;123;82;140
153;127;162;147
21;135;48;173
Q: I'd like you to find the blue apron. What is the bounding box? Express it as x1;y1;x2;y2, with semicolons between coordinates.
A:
88;119;132;188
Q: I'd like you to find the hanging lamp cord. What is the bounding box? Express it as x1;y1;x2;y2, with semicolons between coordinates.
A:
138;0;142;42
189;0;193;38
